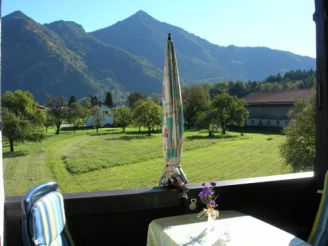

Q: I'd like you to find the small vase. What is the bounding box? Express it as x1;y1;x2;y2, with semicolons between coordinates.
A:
206;208;217;232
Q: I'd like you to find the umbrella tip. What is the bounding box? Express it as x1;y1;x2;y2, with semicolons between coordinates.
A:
168;33;171;40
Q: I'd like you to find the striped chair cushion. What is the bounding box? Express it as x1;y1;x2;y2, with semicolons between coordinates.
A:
31;191;66;246
308;171;328;246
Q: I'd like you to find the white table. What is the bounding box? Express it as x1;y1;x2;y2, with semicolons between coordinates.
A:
147;210;310;246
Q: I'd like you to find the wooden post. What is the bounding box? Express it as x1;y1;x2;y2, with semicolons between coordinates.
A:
314;0;328;185
0;2;5;245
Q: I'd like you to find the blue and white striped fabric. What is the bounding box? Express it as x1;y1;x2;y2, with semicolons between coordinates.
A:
31;191;66;246
308;171;328;246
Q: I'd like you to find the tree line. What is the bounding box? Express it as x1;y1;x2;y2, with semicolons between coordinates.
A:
1;90;164;151
113;87;250;137
2;91;115;151
113;92;161;135
182;86;248;136
2;87;249;152
203;69;315;99
2;69;314;152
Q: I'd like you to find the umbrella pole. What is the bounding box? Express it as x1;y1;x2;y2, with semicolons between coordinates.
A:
160;33;189;196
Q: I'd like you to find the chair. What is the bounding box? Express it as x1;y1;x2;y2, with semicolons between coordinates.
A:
21;181;74;246
308;171;328;246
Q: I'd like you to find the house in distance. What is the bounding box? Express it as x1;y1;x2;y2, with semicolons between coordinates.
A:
243;89;312;128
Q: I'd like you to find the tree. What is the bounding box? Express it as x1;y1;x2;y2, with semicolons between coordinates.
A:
47;95;67;135
212;92;248;134
44;111;55;133
132;101;143;133
212;92;234;134
209;81;229;99
114;106;132;132
91;105;104;133
231;99;249;135
90;95;100;106
104;92;114;108
228;81;248;98
132;99;149;132
2;108;25;152
67;102;89;133
68;95;77;106
127;92;146;108
182;85;210;129
280;95;315;171
196;109;218;137
81;97;92;108
2;90;45;152
133;100;162;135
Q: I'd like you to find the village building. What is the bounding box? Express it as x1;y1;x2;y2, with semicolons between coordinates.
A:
85;104;113;127
243;89;312;128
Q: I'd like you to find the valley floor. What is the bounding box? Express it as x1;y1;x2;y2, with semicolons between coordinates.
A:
3;127;292;196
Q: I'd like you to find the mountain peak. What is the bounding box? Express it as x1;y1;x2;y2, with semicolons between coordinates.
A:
134;10;149;16
46;20;85;34
129;10;155;22
4;10;30;20
48;20;83;28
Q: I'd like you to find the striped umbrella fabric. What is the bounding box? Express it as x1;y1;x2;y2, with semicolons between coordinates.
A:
160;33;188;192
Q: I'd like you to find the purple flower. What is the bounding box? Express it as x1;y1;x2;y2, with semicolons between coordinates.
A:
203;186;213;195
210;181;217;187
199;191;207;201
209;200;216;207
199;185;214;201
199;191;209;200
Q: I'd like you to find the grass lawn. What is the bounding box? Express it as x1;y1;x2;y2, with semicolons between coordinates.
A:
3;127;291;196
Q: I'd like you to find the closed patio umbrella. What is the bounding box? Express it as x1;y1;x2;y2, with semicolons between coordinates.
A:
160;33;188;193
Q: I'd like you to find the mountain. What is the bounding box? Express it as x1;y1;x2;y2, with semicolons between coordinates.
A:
91;10;315;82
2;11;103;102
45;21;162;95
2;11;162;102
2;10;315;103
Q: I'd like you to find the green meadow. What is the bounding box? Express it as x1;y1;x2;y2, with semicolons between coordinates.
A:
3;128;291;196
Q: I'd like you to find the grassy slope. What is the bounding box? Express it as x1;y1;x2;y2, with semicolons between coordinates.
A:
3;128;290;196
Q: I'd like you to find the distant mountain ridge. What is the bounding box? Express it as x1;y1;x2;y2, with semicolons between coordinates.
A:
2;10;315;102
91;10;315;82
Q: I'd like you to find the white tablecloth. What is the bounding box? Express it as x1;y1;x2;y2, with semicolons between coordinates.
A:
147;210;310;246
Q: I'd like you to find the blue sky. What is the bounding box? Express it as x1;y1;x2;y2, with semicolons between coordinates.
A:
3;0;316;58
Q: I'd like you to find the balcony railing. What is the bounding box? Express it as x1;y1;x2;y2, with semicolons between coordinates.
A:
5;172;318;245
